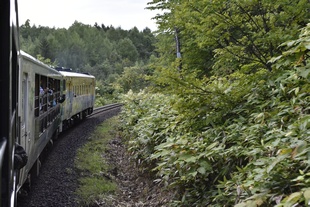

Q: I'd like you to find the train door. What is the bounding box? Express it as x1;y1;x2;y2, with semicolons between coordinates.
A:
68;80;73;115
20;73;29;156
17;73;30;190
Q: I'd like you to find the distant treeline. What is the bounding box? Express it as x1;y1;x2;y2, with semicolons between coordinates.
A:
20;20;157;82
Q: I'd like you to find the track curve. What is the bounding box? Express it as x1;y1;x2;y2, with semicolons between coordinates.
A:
17;105;121;207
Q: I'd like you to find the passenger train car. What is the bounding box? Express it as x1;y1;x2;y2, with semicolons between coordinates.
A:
58;71;95;132
18;51;63;193
0;1;96;205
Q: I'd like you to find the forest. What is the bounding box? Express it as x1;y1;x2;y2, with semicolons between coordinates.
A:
21;0;310;206
20;20;156;105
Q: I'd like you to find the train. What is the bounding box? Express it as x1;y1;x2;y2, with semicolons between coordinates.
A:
0;1;96;206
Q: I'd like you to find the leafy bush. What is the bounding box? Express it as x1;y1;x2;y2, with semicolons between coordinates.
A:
120;90;179;167
120;23;310;206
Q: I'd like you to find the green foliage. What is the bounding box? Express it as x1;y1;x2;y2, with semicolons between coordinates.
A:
270;23;310;70
120;90;179;166
19;20;157;81
120;22;310;206
75;117;118;206
117;38;139;62
115;62;153;93
36;54;58;66
147;0;310;76
75;125;110;173
76;177;117;206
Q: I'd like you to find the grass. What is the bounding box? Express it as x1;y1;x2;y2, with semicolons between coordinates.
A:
74;116;119;206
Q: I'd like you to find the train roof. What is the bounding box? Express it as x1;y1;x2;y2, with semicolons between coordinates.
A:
20;51;95;80
59;71;95;79
20;50;62;76
20;50;59;74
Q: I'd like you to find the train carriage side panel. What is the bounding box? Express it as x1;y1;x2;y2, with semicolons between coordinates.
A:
59;71;95;131
17;51;63;190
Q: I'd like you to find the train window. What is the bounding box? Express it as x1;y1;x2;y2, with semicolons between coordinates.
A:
55;80;60;101
35;74;49;116
35;74;40;117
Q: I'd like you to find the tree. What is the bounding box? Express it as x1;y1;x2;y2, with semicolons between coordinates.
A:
39;38;51;59
116;64;151;93
117;38;139;63
148;0;310;76
19;18;157;86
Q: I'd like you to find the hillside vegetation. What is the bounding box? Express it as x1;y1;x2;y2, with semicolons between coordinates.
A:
120;1;310;206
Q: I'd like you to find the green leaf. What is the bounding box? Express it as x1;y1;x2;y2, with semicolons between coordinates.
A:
235;200;259;207
299;69;310;78
199;160;212;171
304;189;310;206
197;167;206;175
285;192;302;204
189;171;198;177
253;159;266;166
267;155;288;174
234;203;247;207
179;153;197;163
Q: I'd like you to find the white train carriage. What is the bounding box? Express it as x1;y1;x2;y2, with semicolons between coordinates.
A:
18;51;63;190
59;71;95;131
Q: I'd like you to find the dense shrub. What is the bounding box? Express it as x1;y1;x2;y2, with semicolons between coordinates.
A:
120;24;310;206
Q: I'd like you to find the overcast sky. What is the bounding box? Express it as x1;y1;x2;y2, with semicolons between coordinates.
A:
18;0;158;31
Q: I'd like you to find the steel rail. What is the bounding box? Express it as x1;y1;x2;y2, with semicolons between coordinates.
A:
90;103;123;117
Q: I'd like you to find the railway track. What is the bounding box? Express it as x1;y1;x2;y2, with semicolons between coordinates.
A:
90;103;123;117
17;104;122;206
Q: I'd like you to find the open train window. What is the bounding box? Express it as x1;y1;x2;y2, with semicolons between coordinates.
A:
62;80;66;91
36;75;63;116
34;74;45;117
35;74;40;116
